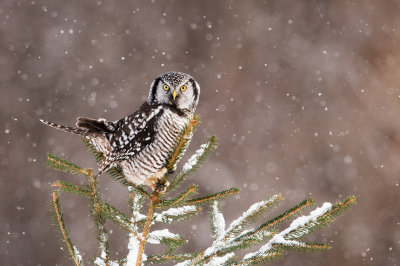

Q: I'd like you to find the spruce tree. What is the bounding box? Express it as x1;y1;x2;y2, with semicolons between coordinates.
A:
45;115;355;265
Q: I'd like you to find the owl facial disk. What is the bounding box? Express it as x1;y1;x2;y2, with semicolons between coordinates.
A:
147;72;200;112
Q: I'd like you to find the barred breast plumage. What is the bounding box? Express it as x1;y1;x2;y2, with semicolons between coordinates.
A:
118;107;190;186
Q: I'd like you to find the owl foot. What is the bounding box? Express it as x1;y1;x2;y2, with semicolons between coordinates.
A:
145;177;158;191
145;167;168;191
167;164;177;174
145;177;170;192
155;180;170;193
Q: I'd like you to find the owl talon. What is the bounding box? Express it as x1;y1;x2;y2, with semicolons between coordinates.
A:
156;180;170;193
168;164;177;174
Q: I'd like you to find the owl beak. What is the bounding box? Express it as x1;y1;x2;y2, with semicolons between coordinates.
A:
172;90;177;100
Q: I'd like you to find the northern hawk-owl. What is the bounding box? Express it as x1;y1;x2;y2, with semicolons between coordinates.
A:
41;72;200;190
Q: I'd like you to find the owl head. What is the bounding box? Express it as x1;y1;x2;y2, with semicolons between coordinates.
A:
147;72;200;112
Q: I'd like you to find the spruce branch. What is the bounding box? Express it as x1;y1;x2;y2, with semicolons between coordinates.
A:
99;202;144;237
51;180;91;196
46;153;90;176
223;194;283;241
83;139;103;163
182;188;239;206
107;165;132;186
146;253;199;265
166;114;200;172
237;198;355;265
147;229;186;253
166;135;217;193
233;251;281;265
235;198;314;242
157;185;198;208
187;194;283;265
153;205;201;224
136;195;157;266
129;189;147;221
45;112;355;265
206;252;235;265
285;196;356;240
51;192;84;266
86;169;110;266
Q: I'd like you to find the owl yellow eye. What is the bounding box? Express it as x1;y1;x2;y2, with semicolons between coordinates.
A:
163;84;170;91
180;85;187;92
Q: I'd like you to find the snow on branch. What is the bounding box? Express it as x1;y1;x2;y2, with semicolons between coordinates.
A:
153;205;200;223
237;199;356;265
205;252;235;266
186;195;282;264
223;194;282;241
147;229;183;244
166;115;200;172
210;200;226;240
147;229;187;254
182;140;212;172
245;202;332;259
44;117;355;266
167;135;217;192
185;195;355;265
126;232;143;265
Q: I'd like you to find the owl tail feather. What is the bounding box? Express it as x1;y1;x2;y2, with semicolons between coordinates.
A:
40;119;87;136
76;117;112;133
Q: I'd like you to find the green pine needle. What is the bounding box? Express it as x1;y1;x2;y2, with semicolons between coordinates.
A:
161;237;187;254
166;114;200;172
82;139;104;163
167;135;217;193
129;189;146;214
157;185;198;208
224;194;283;240
181;187;239;206
99;202;142;231
236;198;314;242
286;196;356;240
51;180;91;196
145;252;199;265
46;153;90;176
234;251;282;266
274;242;331;253
51;192;84;266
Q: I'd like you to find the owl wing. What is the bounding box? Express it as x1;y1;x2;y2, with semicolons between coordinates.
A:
101;103;164;169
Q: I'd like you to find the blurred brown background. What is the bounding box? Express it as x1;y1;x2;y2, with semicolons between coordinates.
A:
1;0;399;265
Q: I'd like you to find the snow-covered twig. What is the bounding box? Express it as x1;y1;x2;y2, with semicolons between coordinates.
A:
147;229;183;244
126;232;144;265
242;203;332;261
210;200;225;240
153;205;199;223
188;195;281;265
